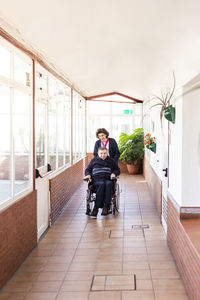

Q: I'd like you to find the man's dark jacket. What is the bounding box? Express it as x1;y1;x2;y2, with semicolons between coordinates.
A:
85;156;120;181
93;138;120;163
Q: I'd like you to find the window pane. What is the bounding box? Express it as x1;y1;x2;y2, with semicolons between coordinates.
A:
13;90;31;195
35;102;46;168
65;90;71;164
14;55;31;87
0;45;10;78
112;102;134;115
57;102;64;168
0;86;11;202
88;101;110;114
49;100;56;170
35;72;47;92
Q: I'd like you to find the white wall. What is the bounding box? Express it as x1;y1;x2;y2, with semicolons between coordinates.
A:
182;77;200;206
168;94;183;206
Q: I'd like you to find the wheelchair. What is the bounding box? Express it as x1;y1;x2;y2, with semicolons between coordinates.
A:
84;177;120;216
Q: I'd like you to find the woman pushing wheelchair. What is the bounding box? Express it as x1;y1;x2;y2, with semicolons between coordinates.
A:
84;147;120;217
93;128;120;164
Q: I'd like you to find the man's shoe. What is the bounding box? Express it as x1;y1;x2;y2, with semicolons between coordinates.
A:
91;207;98;217
101;207;109;216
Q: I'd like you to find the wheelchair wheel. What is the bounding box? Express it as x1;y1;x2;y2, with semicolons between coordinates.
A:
85;190;95;215
115;182;120;211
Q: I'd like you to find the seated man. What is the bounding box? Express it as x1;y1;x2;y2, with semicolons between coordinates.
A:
84;147;120;217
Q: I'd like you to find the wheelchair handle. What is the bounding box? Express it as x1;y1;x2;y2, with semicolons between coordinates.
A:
83;178;91;182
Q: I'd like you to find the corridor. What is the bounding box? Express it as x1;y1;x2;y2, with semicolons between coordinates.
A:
0;174;188;300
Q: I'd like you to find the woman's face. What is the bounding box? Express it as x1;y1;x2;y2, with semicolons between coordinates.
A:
98;133;107;141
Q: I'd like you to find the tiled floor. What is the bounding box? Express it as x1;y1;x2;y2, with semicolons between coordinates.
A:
0;174;188;300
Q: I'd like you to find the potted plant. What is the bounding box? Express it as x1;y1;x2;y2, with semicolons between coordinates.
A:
148;72;176;124
118;128;144;174
144;133;156;153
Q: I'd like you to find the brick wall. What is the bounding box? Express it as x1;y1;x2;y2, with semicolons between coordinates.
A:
49;158;87;224
167;193;200;300
0;190;37;289
143;157;162;218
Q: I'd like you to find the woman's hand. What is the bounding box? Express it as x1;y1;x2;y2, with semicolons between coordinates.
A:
110;173;116;179
83;175;91;180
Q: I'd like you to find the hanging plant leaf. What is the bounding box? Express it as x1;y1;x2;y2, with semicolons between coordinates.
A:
146;142;156;153
164;105;175;124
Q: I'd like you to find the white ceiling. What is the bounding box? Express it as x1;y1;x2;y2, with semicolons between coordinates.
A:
1;0;200;99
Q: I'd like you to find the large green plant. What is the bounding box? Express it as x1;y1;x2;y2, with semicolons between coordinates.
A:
118;128;144;165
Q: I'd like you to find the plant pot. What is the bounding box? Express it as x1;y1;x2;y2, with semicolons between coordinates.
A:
146;142;156;153
164;105;175;124
127;163;140;175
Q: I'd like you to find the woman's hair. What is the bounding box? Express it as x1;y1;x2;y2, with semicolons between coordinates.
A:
96;128;109;138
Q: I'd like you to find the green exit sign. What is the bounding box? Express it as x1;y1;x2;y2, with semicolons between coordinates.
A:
124;110;133;114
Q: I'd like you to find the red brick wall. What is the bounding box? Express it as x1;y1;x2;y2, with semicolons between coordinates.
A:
143;157;162;218
49;158;87;224
167;194;200;300
0;190;37;289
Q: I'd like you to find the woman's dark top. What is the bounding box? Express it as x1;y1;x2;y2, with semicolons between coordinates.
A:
93;137;120;163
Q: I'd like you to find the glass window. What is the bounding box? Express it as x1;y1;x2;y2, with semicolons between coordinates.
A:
0;86;11;202
49;99;57;171
64;89;71;164
87;100;143;152
57;102;64;168
35;71;47;92
35;101;46;168
0;44;10;78
73;93;86;162
14;55;31;87
13;90;31;195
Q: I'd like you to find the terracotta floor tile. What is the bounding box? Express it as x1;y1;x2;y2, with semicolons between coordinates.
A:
56;291;89;300
0;175;189;300
69;262;96;272
95;262;122;271
47;255;73;264
97;254;123;262
42;263;70;272
149;260;178;270
0;293;26;300
31;248;53;256
151;268;180;279
92;275;106;290
72;255;97;263
153;279;185;290
19;263;43;272
123;254;148;262
123;269;151;279
65;271;94;281
123;261;150;270
136;279;153;290
36;271;66;281
60;280;91;291
3;282;33;293
30;281;62;292
24;292;57;300
106;275;135;286
123;247;147;254
94;270;122;276
12;272;38;282
155;290;188;300
88;291;121;300
122;290;155;300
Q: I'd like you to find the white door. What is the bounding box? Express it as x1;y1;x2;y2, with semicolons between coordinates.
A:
161;121;169;233
35;99;50;240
